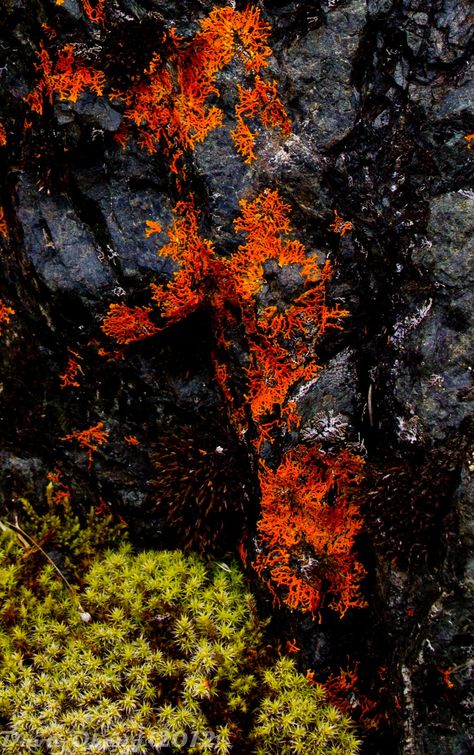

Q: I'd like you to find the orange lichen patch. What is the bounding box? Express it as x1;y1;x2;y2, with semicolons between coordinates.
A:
227;191;347;425
0;207;8;238
0;299;15;333
254;447;366;617
232;77;291;162
151;189;363;617
46;468;71;505
59;350;84;389
231;118;257;163
24;43;106;115
124;435;141;446
96;345;125;361
0;123;6;146
61;421;109;466
150;199;218;323
323;663;386;731
439;668;455;689
286;639;300;654
82;0;107;25
330;209;353;237
41;22;58;40
101;303;159;345
145;220;162;237
111;5;282;171
244;338;320;423
465;133;474;149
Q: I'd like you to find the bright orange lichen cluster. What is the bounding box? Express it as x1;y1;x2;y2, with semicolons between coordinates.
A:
55;0;106;23
111;5;289;170
124;435;140;447
465;133;474;149
61;421;109;466
101;303;159;345
0;208;8;239
0;123;6;146
137;190;365;617
330;209;353;237
228;191;348;432
24;43;106;115
322;662;386;731
82;0;107;25
232;77;291;163
255;447;365;617
145;220;162;238
148;199;231;324
59;350;84;389
47;468;71;506
0;299;14;333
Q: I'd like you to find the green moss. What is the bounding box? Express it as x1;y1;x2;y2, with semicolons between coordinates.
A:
16;488;126;583
0;533;360;754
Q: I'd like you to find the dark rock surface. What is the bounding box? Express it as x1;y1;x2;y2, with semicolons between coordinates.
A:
0;1;473;753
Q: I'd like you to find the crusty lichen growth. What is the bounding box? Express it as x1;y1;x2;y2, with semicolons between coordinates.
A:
0;537;360;754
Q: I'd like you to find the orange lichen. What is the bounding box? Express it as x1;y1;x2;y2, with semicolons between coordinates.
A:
439;668;455;689
323;662;386;731
148;188;363;616
61;421;109;466
0;299;14;333
110;5;286;171
254;447;366;617
47;468;71;505
149;199;222;323
24;43;106;115
41;22;58;40
0;123;6;146
101;303;159;345
286;639;300;654
0;207;8;238
145;220;162;238
59;350;83;389
465;133;474;149
232;77;291;162
82;0;106;25
231;118;257;163
227;190;347;426
124;435;141;446
330;209;353;237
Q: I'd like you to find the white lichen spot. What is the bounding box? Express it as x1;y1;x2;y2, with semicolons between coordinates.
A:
392;298;433;345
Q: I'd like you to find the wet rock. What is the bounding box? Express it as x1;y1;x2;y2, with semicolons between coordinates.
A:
16;176;117;302
71;164;176;284
296;348;362;448
193;127;254;247
396;457;474;755
69;94;122;132
391;192;474;444
413;192;474;291
281;0;366;150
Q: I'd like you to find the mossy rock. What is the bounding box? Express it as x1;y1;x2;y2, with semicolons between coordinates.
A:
0;535;360;754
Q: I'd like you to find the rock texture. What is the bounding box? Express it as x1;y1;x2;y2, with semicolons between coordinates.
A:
0;1;472;753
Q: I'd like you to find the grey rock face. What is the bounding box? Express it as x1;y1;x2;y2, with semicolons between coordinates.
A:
16;176;117;300
392;192;474;445
282;0;366;150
